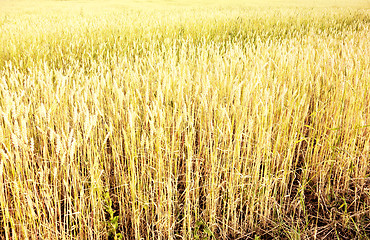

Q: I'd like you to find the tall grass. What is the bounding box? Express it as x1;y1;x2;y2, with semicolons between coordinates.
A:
0;5;369;239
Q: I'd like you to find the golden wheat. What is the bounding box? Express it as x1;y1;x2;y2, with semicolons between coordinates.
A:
0;1;369;239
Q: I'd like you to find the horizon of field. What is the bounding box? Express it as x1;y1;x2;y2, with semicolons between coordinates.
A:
1;0;370;15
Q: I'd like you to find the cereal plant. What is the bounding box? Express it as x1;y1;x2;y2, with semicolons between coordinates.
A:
0;0;369;239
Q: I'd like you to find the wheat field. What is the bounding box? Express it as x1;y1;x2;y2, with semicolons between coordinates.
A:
0;0;369;239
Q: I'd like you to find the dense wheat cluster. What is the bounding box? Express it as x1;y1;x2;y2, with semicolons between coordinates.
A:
0;1;369;239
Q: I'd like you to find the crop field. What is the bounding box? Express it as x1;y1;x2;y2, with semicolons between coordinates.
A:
0;0;369;239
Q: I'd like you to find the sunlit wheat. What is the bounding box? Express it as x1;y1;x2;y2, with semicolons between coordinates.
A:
0;1;369;239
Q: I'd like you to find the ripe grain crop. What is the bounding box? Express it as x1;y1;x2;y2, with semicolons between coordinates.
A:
0;1;369;239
